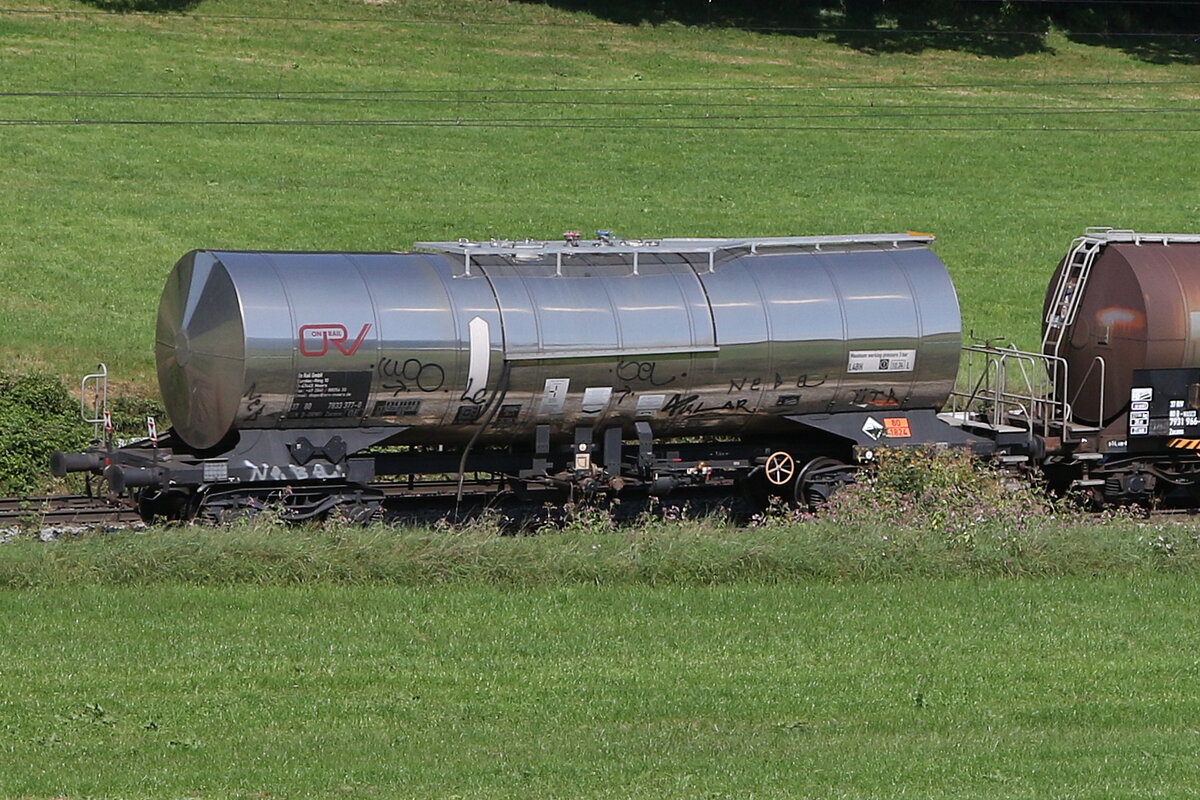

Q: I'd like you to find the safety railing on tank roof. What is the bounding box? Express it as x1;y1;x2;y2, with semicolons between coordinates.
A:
948;345;1104;444
1079;227;1200;246
415;232;934;278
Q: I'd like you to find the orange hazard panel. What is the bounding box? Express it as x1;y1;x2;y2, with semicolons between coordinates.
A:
1168;438;1200;450
883;417;912;438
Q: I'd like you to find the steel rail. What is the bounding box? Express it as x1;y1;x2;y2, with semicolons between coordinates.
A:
0;495;141;528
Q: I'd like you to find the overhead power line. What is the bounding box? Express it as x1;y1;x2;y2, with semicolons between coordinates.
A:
733;25;1199;37
962;0;1200;5
1;116;1198;133
0;6;1199;37
1;108;1197;120
1;97;1193;112
1;78;1197;98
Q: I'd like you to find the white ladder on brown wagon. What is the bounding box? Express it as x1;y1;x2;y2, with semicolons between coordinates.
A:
1041;234;1103;359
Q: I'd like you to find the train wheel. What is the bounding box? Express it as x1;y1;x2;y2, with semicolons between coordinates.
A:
738;471;771;512
195;490;268;525
135;489;190;524
332;499;383;525
795;457;853;510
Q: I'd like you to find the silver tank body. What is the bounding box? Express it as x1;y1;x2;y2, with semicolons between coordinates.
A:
156;235;962;450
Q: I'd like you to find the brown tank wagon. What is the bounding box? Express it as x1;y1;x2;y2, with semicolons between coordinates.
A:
948;228;1200;508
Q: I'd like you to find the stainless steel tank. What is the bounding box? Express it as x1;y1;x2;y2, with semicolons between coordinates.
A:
1043;230;1200;425
156;234;962;450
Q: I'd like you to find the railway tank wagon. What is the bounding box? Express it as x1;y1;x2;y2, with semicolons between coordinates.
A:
1044;229;1200;426
955;228;1200;507
56;232;988;521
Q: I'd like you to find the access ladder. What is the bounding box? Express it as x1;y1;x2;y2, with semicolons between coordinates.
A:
1041;235;1103;358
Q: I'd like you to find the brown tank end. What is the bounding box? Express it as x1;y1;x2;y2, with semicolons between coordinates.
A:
1046;239;1200;425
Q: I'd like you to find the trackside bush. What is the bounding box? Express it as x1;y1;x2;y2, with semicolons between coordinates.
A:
0;372;91;495
106;393;168;442
821;446;1055;537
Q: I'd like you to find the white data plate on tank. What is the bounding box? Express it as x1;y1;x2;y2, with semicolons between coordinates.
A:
847;349;916;373
636;394;666;417
539;378;570;415
581;386;613;415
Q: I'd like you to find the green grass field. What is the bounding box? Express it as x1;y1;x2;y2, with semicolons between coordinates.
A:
3;0;1200;383
5;3;1200;797
4;576;1200;799
1;513;1199;798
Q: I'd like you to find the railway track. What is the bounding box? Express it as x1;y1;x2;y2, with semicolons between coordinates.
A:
0;494;141;529
2;482;1192;534
0;479;735;532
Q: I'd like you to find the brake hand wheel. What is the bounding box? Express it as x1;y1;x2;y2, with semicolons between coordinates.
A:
764;451;796;486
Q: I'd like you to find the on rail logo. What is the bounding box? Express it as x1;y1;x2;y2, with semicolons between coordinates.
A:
298;323;372;357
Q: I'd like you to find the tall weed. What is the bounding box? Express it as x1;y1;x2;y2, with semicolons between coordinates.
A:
823;446;1054;538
